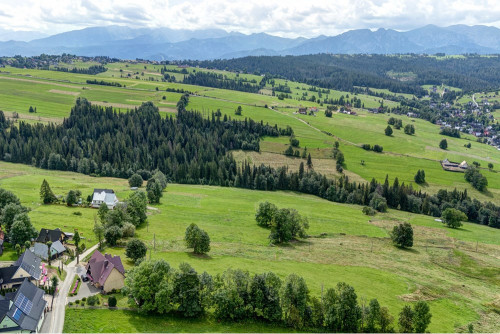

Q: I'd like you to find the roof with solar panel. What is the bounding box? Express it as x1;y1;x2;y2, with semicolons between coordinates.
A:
3;279;46;332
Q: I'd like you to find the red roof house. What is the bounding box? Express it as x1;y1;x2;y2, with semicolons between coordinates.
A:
85;250;125;293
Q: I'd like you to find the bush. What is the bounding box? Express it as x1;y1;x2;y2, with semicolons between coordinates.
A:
372;144;383;153
75;300;80;304
108;296;117;307
361;144;371;150
362;206;376;216
86;295;99;306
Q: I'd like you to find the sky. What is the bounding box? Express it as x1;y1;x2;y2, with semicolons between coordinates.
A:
1;0;500;39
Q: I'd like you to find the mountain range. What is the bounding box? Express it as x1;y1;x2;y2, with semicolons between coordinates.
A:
1;24;500;60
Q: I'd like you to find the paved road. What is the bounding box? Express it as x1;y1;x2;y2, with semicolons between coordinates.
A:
45;244;99;334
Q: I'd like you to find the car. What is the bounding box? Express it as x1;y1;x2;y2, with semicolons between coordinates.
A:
81;274;89;282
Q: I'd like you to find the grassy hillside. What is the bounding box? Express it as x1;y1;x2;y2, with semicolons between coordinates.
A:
0;162;498;333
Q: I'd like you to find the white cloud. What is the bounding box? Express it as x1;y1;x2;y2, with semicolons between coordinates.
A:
0;0;500;37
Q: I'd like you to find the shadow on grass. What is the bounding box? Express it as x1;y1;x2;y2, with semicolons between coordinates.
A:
397;246;420;254
448;226;471;233
479;189;494;198
186;252;213;260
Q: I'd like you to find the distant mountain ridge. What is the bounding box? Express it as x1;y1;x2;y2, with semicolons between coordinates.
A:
1;24;500;60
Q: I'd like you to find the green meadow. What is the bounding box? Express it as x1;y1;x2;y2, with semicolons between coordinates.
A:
0;162;498;332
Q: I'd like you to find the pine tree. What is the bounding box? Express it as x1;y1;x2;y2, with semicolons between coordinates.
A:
307;153;313;170
40;179;57;204
385;125;393;136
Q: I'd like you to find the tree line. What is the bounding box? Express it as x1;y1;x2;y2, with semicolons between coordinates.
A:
54;64;107;75
184;54;500;96
124;258;431;333
182;71;265;93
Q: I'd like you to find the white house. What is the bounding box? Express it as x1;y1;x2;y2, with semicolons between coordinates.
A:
91;189;119;209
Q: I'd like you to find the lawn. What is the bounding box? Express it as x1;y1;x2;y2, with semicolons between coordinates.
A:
64;309;295;333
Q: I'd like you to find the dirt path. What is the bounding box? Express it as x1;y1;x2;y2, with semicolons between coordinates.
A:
49;89;80;96
0;75;82;89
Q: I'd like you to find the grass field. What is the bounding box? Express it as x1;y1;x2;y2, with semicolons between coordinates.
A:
0;162;498;333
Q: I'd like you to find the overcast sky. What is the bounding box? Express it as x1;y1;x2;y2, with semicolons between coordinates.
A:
1;0;500;38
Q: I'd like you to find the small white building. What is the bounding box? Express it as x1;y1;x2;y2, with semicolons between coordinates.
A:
91;189;119;209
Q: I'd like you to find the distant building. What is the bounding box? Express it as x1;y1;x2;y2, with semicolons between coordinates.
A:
91;189;119;210
441;159;468;173
0;279;46;332
85;251;125;293
298;107;307;115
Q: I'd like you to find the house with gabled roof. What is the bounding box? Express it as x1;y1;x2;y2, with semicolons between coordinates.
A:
35;228;67;244
0;279;46;332
0;250;41;290
91;189;119;209
85;250;125;293
32;241;66;261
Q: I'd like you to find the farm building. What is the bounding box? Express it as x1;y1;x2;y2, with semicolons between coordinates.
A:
441;159;468;172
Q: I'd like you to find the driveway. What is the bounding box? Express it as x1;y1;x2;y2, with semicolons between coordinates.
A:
68;280;100;302
43;244;100;333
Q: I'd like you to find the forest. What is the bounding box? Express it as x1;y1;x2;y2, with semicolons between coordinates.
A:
0;98;498;229
187;54;500;95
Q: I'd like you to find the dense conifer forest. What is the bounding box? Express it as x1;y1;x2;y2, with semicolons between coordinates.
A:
188;54;500;95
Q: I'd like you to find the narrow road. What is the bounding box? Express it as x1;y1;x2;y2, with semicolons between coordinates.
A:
47;244;99;334
472;93;479;108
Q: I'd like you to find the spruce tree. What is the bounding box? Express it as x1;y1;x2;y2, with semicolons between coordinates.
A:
40;179;57;204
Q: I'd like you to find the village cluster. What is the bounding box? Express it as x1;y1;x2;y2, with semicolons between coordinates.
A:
0;189;125;332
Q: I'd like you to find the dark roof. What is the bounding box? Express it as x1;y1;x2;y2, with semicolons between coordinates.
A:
14;250;41;280
5;279;46;332
0;295;10;319
86;250;125;286
93;189;115;194
32;241;65;260
0;266;24;286
36;228;66;243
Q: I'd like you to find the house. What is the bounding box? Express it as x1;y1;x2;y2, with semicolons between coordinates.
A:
0;250;41;290
85;251;125;293
298;107;307;115
32;241;66;261
35;228;67;244
0;279;46;333
91;189;119;209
